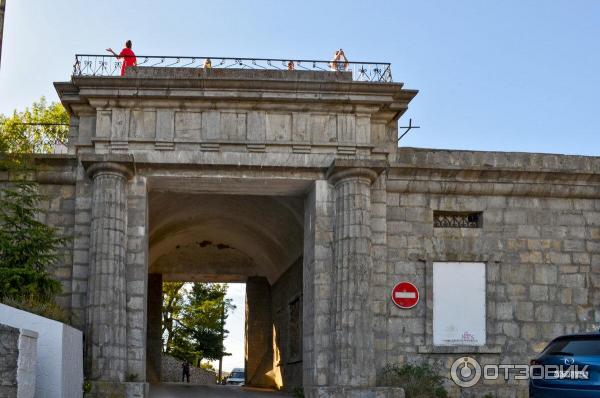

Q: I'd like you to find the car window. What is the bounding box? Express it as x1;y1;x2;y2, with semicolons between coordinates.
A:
230;372;244;378
542;336;600;356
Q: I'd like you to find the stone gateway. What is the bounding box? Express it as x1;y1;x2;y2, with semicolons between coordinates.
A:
5;63;598;397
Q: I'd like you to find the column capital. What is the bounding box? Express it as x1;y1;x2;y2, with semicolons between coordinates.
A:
326;159;386;186
81;154;134;180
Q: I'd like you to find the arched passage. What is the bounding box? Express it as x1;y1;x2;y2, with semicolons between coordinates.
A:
146;191;305;390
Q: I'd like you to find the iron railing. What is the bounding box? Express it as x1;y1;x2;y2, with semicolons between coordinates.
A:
72;54;393;82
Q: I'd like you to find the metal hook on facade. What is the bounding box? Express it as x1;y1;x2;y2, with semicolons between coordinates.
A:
397;118;420;142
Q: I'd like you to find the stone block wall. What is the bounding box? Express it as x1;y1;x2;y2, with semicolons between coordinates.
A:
0;323;20;397
245;276;275;388
271;257;303;391
35;181;76;313
302;180;334;388
0;158;77;315
382;148;600;397
160;355;216;385
0;323;38;398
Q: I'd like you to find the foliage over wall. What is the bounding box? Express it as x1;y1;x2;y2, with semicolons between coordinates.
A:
0;98;70;322
162;282;236;366
0;97;68;167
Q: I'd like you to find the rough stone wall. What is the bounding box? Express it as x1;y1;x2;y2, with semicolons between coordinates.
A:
245;276;275;388
160;355;215;385
302;180;334;388
0;323;19;397
271;256;303;390
383;149;600;397
125;175;149;380
71;165;93;329
0;159;77;315
371;174;389;373
36;182;76;313
145;274;162;383
0;324;38;398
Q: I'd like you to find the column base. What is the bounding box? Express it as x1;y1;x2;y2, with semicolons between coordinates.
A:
85;381;149;398
305;386;405;398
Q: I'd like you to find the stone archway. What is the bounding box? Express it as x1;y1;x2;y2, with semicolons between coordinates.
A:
145;191;305;391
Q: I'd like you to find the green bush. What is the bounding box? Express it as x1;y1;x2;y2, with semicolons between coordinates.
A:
378;363;448;398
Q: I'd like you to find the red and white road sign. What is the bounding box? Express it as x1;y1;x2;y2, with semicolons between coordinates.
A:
391;281;419;309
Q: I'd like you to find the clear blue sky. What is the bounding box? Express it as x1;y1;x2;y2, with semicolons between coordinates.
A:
1;0;599;154
1;0;599;372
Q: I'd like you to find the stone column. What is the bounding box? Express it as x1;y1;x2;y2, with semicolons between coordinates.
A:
85;161;132;383
146;273;162;383
328;167;379;388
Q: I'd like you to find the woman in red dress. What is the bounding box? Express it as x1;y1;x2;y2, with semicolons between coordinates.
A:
106;40;137;76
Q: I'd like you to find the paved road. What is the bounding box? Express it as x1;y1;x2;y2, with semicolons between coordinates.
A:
149;383;291;397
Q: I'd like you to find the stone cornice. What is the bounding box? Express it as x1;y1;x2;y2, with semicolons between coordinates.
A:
389;148;600;198
54;76;417;122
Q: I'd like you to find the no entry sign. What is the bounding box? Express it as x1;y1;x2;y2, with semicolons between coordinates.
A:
391;281;419;309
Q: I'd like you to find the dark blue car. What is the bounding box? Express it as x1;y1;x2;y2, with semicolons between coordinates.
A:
529;333;600;397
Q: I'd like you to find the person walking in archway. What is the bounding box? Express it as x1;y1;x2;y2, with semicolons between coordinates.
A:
106;40;137;76
181;360;191;383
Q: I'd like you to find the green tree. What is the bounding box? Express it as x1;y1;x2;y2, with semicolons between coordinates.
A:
162;282;185;353
0;98;70;321
0;181;67;301
0;97;69;169
162;283;236;366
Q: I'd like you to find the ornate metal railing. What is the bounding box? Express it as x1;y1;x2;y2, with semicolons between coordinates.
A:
433;211;483;229
72;54;393;82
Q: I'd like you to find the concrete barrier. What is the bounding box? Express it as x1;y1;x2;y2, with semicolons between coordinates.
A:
0;304;83;398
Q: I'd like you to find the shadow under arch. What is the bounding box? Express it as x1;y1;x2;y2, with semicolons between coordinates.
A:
148;192;304;283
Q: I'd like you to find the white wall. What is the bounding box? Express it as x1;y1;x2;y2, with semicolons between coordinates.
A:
0;304;83;398
433;262;486;346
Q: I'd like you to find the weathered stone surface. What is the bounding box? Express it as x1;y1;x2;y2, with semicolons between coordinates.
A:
0;323;19;398
245;277;275;388
0;324;37;398
18;67;596;398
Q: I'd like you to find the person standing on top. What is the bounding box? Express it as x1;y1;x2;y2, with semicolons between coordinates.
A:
330;48;349;72
106;40;137;76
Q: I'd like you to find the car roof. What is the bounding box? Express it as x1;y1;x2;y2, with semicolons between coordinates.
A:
551;332;600;340
231;368;244;372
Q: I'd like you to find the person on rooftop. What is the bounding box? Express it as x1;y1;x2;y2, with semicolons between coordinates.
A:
203;58;212;69
330;48;349;72
106;40;137;76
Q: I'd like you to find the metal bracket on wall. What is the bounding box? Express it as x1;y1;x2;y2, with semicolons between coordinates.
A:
397;118;420;142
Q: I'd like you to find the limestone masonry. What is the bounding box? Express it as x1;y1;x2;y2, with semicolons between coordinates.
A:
2;66;598;397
